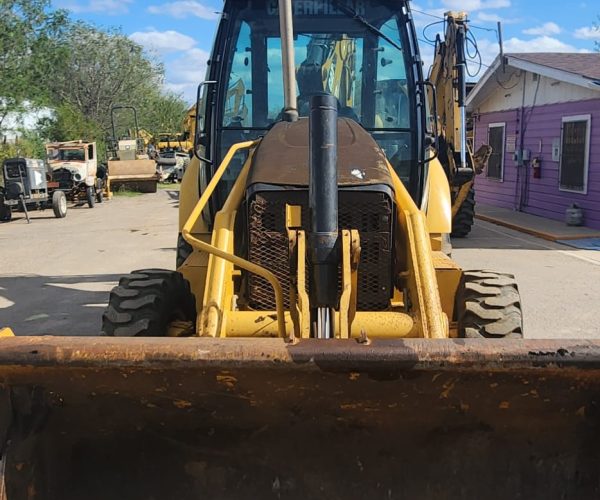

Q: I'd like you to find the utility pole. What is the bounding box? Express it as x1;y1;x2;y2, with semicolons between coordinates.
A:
497;21;506;73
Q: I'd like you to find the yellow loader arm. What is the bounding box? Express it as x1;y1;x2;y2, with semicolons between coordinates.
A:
428;11;471;174
427;11;491;236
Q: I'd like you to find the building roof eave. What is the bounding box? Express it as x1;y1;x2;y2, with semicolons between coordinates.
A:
507;56;600;92
467;54;600;111
465;55;502;110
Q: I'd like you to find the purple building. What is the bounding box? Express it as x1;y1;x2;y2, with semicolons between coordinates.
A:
466;53;600;229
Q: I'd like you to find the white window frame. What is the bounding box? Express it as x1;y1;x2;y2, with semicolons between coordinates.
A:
559;114;591;195
487;122;506;182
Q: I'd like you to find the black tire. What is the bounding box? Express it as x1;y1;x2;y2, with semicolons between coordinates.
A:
51;191;67;218
102;269;196;337
176;233;193;268
451;186;475;238
456;271;523;339
0;203;11;222
86;186;95;208
96;186;103;203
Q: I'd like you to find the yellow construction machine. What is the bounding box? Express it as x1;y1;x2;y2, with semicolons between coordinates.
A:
2;1;600;499
183;104;197;146
156;133;193;156
104;106;159;196
428;11;493;237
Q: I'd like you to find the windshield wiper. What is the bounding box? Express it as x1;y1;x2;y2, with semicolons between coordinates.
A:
332;1;404;52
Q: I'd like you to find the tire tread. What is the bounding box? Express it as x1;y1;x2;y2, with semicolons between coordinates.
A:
102;269;196;337
451;187;475;238
456;270;523;339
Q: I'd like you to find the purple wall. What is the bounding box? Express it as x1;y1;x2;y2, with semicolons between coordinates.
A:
473;98;600;229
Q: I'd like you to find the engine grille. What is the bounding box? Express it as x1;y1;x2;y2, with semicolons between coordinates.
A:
247;190;393;311
52;169;74;190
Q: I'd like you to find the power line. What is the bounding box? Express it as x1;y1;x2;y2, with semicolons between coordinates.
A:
412;6;500;77
411;8;443;20
411;7;499;36
470;25;498;33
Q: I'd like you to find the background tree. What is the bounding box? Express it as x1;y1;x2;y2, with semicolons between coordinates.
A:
1;3;192;161
45;22;164;135
137;91;190;138
0;0;67;130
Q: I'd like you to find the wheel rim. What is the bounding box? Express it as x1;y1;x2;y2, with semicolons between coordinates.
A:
60;196;67;213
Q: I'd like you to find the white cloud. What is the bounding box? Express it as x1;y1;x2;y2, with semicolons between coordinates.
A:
574;26;600;40
504;35;586;53
167;48;210;102
130;30;197;54
523;22;561;36
56;0;133;14
476;12;501;23
171;48;210;81
147;1;219;20
441;0;510;11
126;26;209;102
476;12;522;24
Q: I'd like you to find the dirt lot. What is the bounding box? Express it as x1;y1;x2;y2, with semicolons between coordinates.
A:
0;189;178;335
1;190;599;338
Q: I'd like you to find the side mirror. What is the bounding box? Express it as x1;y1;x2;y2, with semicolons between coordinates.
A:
194;80;217;163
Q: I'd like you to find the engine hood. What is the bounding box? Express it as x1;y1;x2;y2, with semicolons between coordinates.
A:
50;162;85;173
246;118;393;189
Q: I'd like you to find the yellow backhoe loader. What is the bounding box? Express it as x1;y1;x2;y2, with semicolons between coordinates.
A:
1;1;600;498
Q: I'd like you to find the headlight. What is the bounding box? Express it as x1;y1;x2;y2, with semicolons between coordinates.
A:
74;173;82;182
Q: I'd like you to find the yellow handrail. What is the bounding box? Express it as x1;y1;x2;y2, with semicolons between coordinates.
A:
386;161;447;339
182;140;288;339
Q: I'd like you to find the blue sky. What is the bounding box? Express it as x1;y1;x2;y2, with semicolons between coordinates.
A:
53;0;600;104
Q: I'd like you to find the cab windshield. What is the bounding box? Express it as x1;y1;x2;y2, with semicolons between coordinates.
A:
56;149;85;162
217;0;416;183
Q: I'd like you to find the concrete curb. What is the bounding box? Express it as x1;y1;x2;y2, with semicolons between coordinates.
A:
475;214;600;242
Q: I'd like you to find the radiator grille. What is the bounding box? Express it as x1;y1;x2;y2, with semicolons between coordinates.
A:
247;190;393;311
52;169;74;190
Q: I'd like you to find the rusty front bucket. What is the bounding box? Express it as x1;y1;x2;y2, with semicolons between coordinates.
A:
1;337;600;500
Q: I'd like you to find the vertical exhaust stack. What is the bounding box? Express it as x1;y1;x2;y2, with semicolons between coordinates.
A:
309;94;339;339
278;0;298;122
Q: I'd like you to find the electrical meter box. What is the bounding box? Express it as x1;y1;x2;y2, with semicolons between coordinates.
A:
552;138;561;162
